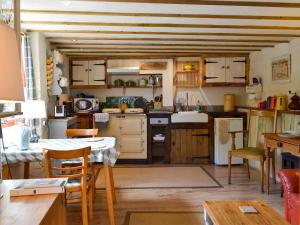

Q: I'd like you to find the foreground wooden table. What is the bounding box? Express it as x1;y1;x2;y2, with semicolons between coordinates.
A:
203;200;289;225
0;180;67;225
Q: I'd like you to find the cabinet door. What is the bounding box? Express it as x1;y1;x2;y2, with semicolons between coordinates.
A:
204;57;226;83
76;115;91;129
171;129;209;163
119;136;144;153
226;57;246;83
120;118;143;135
88;60;106;85
72;61;88;85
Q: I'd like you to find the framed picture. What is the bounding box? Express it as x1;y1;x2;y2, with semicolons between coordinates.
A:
271;54;291;83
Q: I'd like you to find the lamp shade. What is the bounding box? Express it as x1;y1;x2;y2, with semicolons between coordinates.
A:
21;100;46;119
0;23;25;102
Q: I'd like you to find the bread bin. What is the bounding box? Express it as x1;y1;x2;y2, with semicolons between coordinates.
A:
224;94;235;112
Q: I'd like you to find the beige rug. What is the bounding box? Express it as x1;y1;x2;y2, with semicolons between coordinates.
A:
124;212;204;225
96;166;221;189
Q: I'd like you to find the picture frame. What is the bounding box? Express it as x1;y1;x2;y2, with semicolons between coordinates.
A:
271;54;291;83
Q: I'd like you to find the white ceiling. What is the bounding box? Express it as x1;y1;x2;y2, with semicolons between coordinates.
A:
20;0;300;57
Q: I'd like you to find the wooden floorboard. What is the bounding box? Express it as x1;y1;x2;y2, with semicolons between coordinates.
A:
66;164;284;225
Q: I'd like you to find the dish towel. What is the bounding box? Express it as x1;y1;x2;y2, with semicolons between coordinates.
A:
94;113;109;122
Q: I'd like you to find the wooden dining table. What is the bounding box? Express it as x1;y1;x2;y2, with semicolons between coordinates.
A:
2;137;119;225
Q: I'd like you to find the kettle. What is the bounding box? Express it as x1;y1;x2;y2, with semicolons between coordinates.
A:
276;95;287;110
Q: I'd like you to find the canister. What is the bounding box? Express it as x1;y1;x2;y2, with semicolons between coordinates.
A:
276;95;287;110
224;94;235;112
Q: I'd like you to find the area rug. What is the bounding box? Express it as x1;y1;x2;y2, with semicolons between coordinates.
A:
96;166;221;189
124;211;204;225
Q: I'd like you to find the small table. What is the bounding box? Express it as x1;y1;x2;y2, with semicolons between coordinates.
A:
203;200;289;225
2;137;119;225
0;180;67;225
264;133;300;194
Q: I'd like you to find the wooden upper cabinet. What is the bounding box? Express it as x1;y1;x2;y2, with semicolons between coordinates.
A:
72;61;89;85
88;60;106;85
204;57;226;83
174;60;200;87
70;59;108;88
201;56;249;87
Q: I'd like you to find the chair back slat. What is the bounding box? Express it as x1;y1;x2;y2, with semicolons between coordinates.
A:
43;147;91;180
65;129;98;138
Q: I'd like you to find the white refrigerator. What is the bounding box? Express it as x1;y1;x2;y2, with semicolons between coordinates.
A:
214;118;243;165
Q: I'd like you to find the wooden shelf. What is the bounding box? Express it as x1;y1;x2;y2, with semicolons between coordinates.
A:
237;106;300;115
70;85;108;89
109;85;162;89
176;70;199;74
201;82;246;87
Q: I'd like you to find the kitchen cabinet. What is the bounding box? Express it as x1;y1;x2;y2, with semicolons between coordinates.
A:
171;128;210;164
101;114;147;160
71;60;107;88
76;114;93;129
174;60;200;87
202;56;249;87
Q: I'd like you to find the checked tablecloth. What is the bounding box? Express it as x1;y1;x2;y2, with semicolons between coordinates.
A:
3;137;119;166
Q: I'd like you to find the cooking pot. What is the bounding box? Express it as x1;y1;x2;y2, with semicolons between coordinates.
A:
138;78;148;87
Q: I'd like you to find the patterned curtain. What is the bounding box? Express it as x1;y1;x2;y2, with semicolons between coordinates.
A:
21;35;36;100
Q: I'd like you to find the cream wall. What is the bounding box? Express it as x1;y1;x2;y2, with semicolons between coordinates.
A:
249;39;300;107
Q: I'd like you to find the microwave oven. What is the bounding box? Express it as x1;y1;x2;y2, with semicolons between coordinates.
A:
74;98;99;112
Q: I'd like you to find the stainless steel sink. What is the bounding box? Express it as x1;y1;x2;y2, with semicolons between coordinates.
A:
171;111;209;123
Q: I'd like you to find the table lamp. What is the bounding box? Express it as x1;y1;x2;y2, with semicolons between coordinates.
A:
0;23;25;199
21;100;46;142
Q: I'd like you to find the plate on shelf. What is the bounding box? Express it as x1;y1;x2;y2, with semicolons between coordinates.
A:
278;131;300;138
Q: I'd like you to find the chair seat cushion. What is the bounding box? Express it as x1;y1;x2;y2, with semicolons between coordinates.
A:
231;147;265;159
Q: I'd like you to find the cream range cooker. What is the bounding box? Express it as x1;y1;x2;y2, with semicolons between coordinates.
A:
100;110;147;161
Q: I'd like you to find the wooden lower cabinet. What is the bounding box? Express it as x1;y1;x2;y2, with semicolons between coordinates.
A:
76;114;93;129
171;128;209;163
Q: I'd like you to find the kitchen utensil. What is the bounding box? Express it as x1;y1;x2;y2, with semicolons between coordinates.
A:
270;96;277;110
119;102;128;112
224;94;235;112
266;96;272;109
155;75;162;86
137;78;148;87
276;95;287;110
288;94;300;110
125;80;136;87
114;79;124;87
154;102;162;109
133;97;148;112
147;101;154;111
148;75;155;85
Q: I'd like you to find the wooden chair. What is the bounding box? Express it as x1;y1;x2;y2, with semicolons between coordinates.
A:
228;109;278;193
65;129;99;138
43;147;93;225
66;128;116;202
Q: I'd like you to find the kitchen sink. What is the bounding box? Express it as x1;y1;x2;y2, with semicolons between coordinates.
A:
171;111;209;123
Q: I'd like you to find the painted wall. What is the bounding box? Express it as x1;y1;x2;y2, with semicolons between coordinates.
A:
248;39;300;107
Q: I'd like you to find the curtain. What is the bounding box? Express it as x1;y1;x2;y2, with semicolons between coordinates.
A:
21;35;36;100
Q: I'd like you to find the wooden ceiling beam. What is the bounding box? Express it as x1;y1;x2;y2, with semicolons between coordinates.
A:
59;47;260;51
47;37;288;43
21;9;300;21
54;43;273;47
27;29;300;38
22;21;300;30
68;0;300;8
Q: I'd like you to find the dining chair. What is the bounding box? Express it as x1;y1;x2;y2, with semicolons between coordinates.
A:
228;109;278;193
65;128;116;202
43;147;93;225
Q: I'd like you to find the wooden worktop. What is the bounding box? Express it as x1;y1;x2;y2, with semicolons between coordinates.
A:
0;180;67;225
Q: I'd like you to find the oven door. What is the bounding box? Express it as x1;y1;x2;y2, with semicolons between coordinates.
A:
74;99;93;112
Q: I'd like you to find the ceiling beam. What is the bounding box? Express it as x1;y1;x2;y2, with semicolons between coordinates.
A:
59;47;260;51
68;0;300;8
47;37;288;43
21;21;300;30
54;43;273;48
21;9;300;21
27;29;300;38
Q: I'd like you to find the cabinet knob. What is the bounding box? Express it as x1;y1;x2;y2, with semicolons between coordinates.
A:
221;66;225;69
158;120;161;123
226;66;230;69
